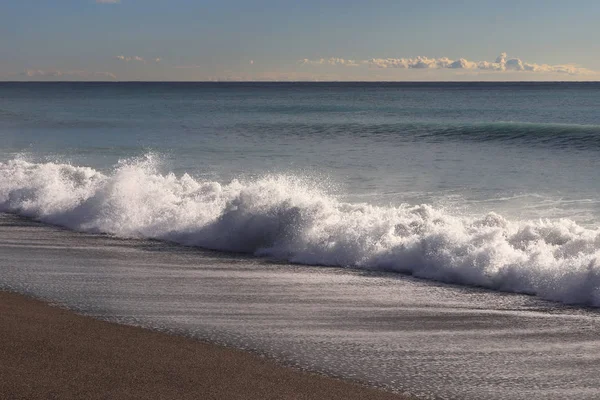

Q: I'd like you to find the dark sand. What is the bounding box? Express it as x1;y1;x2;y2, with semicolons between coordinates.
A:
0;291;409;400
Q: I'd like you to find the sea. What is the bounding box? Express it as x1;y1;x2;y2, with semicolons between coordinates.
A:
1;82;600;399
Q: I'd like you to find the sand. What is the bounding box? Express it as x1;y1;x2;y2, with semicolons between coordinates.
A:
0;291;410;400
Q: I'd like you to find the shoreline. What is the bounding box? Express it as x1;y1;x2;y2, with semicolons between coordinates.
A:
0;290;410;400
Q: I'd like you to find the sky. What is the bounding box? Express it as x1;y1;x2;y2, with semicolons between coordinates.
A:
1;0;600;81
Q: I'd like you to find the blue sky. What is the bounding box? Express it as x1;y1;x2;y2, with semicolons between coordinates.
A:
2;0;599;81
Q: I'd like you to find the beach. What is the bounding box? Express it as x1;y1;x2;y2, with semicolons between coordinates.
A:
2;213;600;399
0;290;408;400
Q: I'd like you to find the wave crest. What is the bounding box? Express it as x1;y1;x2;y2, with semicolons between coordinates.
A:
2;156;600;306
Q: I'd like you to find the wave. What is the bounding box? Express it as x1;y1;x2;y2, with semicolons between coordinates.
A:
421;122;600;150
239;121;600;151
1;155;600;306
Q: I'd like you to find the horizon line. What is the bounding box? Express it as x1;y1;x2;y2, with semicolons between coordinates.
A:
2;80;600;84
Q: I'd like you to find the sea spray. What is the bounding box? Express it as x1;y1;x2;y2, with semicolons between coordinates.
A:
1;156;600;306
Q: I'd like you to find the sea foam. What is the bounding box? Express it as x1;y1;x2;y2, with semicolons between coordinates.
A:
1;156;600;306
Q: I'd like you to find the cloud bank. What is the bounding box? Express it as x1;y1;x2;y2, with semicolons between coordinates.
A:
22;69;117;80
114;56;161;63
300;57;360;67
301;53;591;75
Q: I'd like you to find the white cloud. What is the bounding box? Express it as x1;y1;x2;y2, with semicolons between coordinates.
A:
448;58;478;69
301;57;360;67
301;53;592;75
495;52;508;64
22;69;117;80
368;56;456;69
115;55;145;63
114;55;161;64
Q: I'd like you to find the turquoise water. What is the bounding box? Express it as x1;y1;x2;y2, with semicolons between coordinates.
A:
1;82;600;305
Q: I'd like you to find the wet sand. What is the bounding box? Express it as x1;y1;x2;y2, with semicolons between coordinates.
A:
0;291;409;400
3;214;600;399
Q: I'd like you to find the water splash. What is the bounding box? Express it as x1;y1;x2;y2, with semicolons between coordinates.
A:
1;155;600;306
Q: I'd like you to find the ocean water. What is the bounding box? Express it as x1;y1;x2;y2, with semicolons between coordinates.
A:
1;82;600;305
2;82;600;399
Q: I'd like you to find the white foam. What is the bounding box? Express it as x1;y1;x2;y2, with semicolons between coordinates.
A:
1;155;600;306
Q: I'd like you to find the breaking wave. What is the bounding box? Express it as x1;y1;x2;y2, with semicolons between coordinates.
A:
1;155;600;306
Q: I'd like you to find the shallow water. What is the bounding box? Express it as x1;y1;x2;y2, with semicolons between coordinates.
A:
2;214;600;400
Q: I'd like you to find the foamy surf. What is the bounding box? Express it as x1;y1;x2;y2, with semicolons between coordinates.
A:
1;155;600;306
